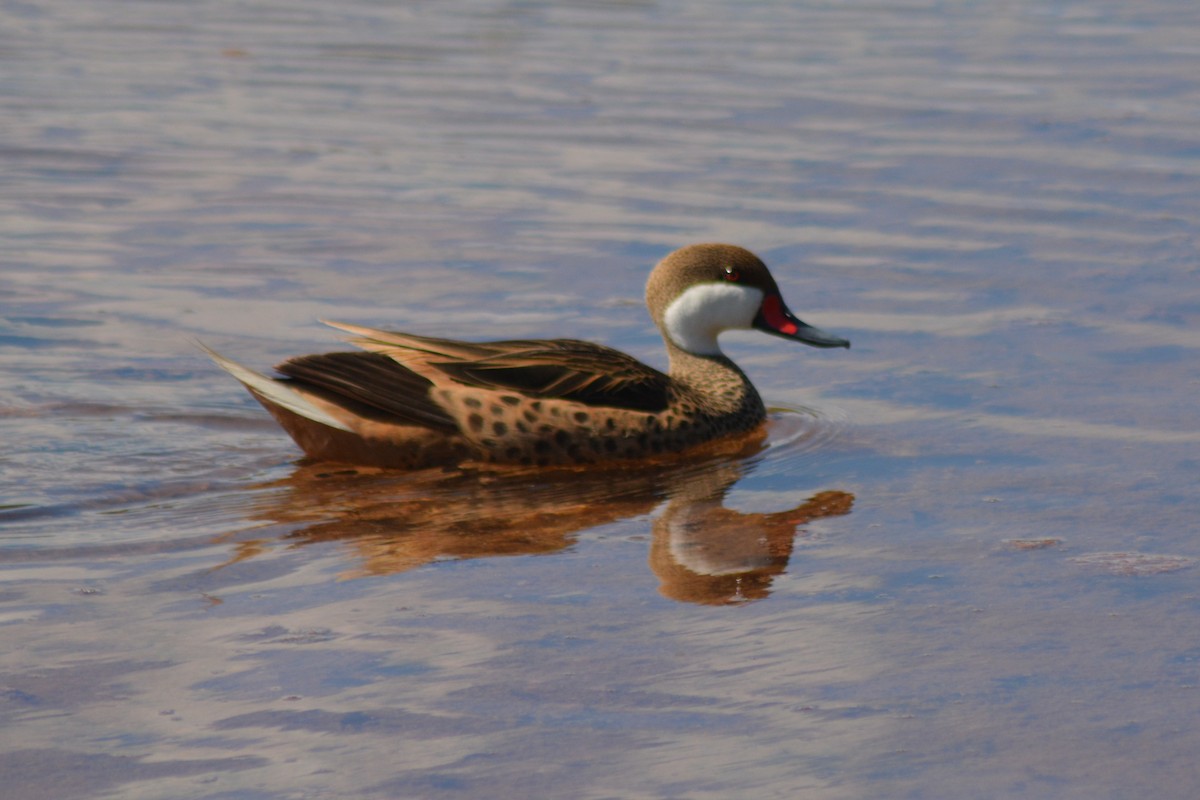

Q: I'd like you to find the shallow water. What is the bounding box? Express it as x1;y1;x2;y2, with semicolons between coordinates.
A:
3;0;1200;797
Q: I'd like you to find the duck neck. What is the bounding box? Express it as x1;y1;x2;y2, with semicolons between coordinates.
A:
665;342;765;418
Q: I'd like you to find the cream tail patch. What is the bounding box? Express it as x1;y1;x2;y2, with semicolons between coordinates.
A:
202;345;355;432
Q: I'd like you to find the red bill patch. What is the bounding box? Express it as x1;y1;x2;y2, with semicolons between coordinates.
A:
761;294;798;335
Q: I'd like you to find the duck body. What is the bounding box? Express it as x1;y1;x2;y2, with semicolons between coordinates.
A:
208;244;849;469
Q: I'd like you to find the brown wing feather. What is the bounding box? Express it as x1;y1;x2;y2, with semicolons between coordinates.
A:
323;323;518;361
431;339;672;413
322;322;672;413
276;351;459;433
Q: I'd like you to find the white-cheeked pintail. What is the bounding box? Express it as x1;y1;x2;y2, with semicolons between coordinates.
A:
207;243;849;468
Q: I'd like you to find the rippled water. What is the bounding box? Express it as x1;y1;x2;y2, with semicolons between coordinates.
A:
3;1;1200;797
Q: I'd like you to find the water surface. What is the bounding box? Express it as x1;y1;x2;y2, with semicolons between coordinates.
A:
3;1;1200;798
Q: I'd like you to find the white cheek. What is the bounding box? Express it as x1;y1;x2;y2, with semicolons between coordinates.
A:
662;283;764;355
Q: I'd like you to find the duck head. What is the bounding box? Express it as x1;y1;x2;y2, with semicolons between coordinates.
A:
645;243;850;356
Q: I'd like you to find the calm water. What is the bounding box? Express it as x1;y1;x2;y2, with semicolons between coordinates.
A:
3;1;1200;797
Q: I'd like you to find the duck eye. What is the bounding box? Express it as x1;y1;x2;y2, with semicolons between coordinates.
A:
723;266;740;282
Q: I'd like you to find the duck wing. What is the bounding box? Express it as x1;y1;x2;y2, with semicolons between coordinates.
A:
324;322;672;413
433;339;672;413
276;351;459;433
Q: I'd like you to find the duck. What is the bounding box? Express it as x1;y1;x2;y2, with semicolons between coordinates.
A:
207;243;849;469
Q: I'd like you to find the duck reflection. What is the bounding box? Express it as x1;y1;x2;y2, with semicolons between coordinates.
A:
247;432;853;605
650;467;852;605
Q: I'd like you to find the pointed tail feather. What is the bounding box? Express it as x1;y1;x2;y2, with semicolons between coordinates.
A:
199;343;355;433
